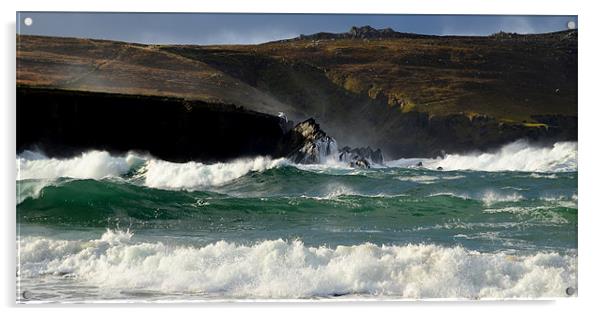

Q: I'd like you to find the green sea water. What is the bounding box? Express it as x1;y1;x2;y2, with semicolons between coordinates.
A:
16;144;578;301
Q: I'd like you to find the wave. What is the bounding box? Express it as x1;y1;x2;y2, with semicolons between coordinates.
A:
18;230;577;299
17;179;59;204
18;179;575;229
17;150;287;190
141;156;287;190
388;140;577;172
16;140;577;195
17;151;135;180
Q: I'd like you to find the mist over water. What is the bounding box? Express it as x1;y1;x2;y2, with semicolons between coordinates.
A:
16;140;578;301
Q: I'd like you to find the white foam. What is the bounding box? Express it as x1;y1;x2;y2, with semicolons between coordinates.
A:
397;175;440;184
319;183;358;199
528;173;558;179
294;159;354;172
428;192;471;200
17;179;59;204
480;191;524;206
388;140;577;172
142;156;287;190
427;190;525;207
539;195;578;209
17;151;287;190
18;230;577;299
397;175;465;184
17;151;134;180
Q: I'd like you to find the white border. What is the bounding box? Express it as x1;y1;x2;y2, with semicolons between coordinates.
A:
8;0;580;15
2;1;601;315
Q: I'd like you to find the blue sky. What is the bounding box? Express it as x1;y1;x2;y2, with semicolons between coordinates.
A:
16;13;577;45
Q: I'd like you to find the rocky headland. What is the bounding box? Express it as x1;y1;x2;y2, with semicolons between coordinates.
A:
17;26;577;161
17;87;381;166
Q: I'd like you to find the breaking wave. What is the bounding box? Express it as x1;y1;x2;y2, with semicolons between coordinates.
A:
16;140;577;195
17;151;133;180
141;157;287;190
17;150;287;190
18;230;577;299
388;140;577;172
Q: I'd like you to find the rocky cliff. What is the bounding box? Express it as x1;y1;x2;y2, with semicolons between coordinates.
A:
18;87;382;165
17;87;289;162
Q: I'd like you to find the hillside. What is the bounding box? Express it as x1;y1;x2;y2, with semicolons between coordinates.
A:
17;26;577;158
168;26;576;121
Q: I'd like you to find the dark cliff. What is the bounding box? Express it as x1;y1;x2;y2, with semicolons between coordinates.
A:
17;87;290;163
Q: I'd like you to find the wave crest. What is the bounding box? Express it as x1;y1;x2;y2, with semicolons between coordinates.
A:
17;150;287;190
142;156;287;189
389;140;577;172
18;230;577;299
17;151;133;180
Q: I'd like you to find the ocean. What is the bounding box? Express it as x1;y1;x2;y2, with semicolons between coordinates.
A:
16;140;578;302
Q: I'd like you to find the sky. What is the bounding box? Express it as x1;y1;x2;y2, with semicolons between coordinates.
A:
16;12;578;45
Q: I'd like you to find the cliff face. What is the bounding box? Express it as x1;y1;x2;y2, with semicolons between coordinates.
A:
17;28;577;158
18;87;388;166
17;87;289;163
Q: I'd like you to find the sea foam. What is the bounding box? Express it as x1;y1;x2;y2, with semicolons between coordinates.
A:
17;150;287;190
17;151;133;180
18;230;577;299
16;139;577;194
388;140;577;172
142;157;287;190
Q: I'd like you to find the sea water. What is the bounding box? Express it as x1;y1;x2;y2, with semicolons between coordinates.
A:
16;140;578;301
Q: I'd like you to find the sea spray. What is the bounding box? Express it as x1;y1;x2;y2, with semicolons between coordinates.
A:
142;156;287;190
17;151;134;180
17;141;577;187
388;140;577;172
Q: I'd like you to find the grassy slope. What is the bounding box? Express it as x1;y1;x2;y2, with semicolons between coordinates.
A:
17;35;298;117
188;30;577;123
17;31;577;157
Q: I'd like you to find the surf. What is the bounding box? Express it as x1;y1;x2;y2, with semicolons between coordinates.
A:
17;229;577;299
388;140;577;172
17;140;577;192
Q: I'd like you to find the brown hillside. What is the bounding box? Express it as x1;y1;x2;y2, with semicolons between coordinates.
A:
17;28;577;157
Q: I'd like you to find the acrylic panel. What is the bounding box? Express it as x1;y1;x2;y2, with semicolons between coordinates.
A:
16;12;578;302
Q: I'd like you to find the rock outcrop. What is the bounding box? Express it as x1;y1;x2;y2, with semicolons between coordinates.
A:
282;118;338;164
295;25;432;41
283;119;384;168
338;146;384;167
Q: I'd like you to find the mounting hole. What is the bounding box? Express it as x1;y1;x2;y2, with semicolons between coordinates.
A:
567;21;576;30
21;290;32;300
566;287;575;296
24;17;33;26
